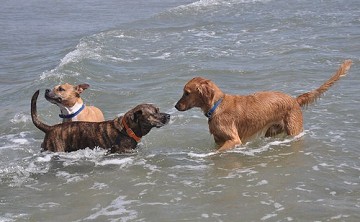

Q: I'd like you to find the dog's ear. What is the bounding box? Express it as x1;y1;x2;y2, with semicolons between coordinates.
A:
197;80;215;104
132;110;143;122
75;84;90;94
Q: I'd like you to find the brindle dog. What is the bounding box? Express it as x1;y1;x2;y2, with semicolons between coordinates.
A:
31;90;170;153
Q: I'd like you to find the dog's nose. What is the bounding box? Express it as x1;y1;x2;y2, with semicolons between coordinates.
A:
175;103;180;110
45;89;50;94
165;114;170;120
175;103;185;111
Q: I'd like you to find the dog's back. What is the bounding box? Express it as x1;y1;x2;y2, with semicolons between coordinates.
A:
41;120;118;152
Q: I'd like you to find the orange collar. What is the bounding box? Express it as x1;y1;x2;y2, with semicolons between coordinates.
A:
122;117;141;142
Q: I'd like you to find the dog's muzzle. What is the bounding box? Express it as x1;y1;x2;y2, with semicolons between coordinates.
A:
156;113;171;128
175;102;186;111
44;89;62;103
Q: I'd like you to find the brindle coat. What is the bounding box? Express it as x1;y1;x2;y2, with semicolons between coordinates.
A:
31;90;170;153
175;60;352;152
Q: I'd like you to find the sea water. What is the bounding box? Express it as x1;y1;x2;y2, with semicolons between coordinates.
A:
1;0;359;221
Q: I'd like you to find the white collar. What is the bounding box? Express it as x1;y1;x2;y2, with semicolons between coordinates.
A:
59;102;85;119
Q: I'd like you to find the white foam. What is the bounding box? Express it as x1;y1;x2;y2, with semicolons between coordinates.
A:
0;214;28;222
255;180;268;186
0;132;33;150
230;132;305;156
106;55;140;62
261;213;277;221
186;132;305;158
1;148;110;187
330;215;350;220
171;164;208;171
134;182;156;186
56;171;89;184
97;157;134;166
11;138;29;145
40;40;102;80
152;52;171;60
25;157;51;175
194;31;217;38
90;182;109;190
60;48;82;66
173;0;271;13
84;195;138;221
201;213;209;218
312;165;319;171
188;151;217;158
10;113;31;124
62;41;102;66
1;156;52;187
38;202;60;208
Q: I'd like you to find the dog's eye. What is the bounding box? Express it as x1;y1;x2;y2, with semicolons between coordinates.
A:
58;87;65;92
184;91;190;96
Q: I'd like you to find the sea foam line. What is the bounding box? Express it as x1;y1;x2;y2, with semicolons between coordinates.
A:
82;195;138;222
187;132;305;158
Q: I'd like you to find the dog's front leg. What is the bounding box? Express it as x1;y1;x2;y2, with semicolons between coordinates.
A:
217;138;242;152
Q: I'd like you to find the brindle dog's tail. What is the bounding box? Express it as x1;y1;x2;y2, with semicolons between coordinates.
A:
31;90;51;133
296;60;352;107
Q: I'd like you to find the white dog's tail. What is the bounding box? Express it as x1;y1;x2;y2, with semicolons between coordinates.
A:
296;60;352;107
31;90;51;133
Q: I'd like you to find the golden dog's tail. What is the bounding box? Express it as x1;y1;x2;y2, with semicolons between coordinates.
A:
296;60;352;107
31;90;51;133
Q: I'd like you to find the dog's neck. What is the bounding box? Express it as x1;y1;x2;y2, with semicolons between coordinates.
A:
203;91;225;117
112;116;143;152
205;97;223;118
121;116;142;142
58;101;85;120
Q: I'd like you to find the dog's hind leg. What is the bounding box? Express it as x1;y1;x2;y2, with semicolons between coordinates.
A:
284;106;303;136
265;122;285;137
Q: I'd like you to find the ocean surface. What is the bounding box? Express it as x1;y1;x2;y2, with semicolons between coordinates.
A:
1;0;359;221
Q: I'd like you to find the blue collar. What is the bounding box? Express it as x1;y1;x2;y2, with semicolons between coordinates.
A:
205;98;223;118
59;104;85;119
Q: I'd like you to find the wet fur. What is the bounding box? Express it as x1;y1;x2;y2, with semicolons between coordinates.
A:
32;90;170;153
175;60;352;151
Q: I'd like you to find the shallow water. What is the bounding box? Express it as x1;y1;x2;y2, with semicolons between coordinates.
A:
1;0;360;221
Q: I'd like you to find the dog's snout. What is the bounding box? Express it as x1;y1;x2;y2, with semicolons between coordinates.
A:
161;113;171;125
45;89;50;94
175;102;186;111
165;113;170;120
175;102;182;111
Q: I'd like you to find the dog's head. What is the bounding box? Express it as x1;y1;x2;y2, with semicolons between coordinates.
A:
45;83;89;107
125;104;170;136
175;77;223;112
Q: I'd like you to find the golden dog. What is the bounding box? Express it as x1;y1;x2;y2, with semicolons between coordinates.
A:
175;60;352;152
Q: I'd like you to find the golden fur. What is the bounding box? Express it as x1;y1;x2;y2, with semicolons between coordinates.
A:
175;60;352;151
